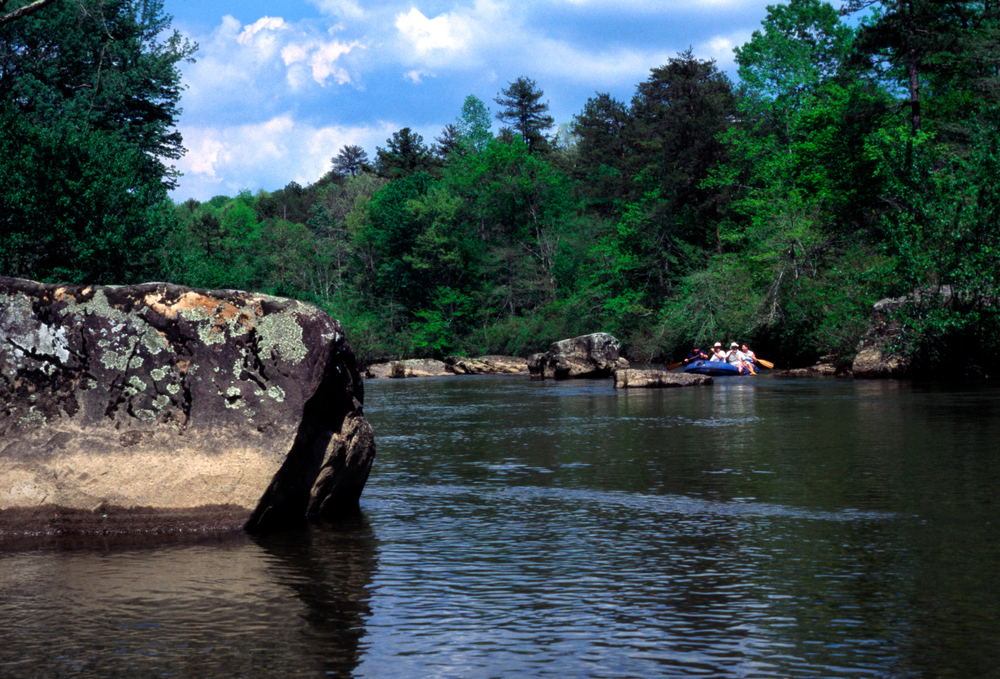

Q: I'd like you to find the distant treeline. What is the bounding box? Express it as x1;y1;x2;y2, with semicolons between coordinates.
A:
3;0;999;372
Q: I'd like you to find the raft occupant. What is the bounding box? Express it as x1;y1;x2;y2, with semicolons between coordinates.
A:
709;342;726;362
684;345;709;364
741;343;758;374
726;342;746;374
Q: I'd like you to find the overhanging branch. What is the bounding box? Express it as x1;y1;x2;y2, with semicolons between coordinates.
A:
0;0;57;27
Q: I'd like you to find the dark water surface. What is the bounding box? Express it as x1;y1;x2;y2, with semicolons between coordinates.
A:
2;376;1000;678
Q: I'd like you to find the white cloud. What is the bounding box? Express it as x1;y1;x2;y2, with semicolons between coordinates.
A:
395;7;470;54
180;14;363;117
174;117;396;200
700;29;754;71
309;40;360;84
236;16;288;46
541;0;753;8
281;38;361;86
185;137;228;178
281;43;309;64
404;69;432;83
169;0;776;198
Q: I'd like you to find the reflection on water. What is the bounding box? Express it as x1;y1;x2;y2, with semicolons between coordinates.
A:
2;376;1000;678
0;520;377;677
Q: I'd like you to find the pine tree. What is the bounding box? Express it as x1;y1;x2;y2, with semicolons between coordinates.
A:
331;145;370;177
494;77;554;154
374;128;434;179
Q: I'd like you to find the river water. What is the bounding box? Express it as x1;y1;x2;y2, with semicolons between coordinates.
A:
2;375;999;678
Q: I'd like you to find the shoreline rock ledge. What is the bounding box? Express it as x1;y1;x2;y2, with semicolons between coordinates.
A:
0;277;375;540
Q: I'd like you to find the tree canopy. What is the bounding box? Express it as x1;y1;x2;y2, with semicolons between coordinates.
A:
0;0;194;283
6;0;1000;376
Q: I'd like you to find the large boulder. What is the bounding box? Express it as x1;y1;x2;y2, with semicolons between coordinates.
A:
0;277;375;538
614;369;712;388
529;333;629;380
851;294;917;379
851;347;911;379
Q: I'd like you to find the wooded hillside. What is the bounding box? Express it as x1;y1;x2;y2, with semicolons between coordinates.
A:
3;0;998;374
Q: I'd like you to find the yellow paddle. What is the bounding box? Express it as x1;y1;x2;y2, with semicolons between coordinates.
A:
755;358;774;369
665;361;684;371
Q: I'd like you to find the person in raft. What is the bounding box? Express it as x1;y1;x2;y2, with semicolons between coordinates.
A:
726;342;754;374
727;342;757;375
709;342;727;362
741;343;759;374
684;345;709;364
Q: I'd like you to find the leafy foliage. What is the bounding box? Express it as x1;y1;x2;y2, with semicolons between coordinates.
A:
0;0;191;283
7;0;1000;372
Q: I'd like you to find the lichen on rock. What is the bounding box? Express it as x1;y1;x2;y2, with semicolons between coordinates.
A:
0;277;375;540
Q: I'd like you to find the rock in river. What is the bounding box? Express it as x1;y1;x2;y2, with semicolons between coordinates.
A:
0;277;375;538
365;358;451;379
528;333;629;380
614;369;712;388
445;355;529;375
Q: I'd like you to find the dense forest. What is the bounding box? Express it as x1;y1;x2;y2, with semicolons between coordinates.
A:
2;0;1000;373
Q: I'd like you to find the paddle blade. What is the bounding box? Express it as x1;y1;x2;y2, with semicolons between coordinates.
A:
756;358;774;369
665;361;684;371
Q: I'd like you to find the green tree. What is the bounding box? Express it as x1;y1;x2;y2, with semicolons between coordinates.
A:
736;0;853;102
703;2;888;361
374;128;434;179
433;124;460;160
0;111;172;283
628;49;736;253
404;187;484;356
0;0;194;283
494;76;555;154
445;139;577;315
0;0;56;26
862;109;1000;373
331;144;370;177
572;93;632;214
727;0;884;234
455;94;493;153
0;0;195;186
843;0;972;133
307;172;388;303
355;172;435;305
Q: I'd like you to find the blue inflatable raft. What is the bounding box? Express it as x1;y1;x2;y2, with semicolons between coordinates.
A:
683;360;745;377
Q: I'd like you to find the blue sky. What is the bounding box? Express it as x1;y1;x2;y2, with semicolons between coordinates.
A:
167;0;789;201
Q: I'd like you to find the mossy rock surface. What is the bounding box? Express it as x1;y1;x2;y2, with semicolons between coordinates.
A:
0;277;375;540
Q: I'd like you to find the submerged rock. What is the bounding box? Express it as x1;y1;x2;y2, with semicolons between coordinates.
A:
0;277;375;539
614;370;712;388
445;355;529;375
781;356;849;377
364;356;529;379
529;333;629;380
365;358;450;379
